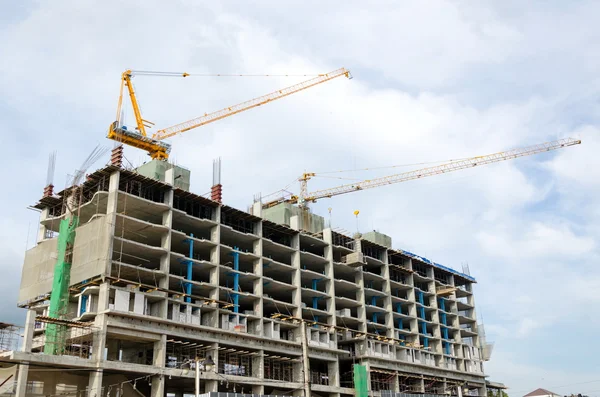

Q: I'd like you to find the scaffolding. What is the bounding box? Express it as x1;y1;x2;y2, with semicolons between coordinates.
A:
370;369;396;392
310;371;329;386
263;354;296;382
424;377;446;395
35;316;95;358
218;347;255;377
165;339;211;368
383;393;455;397
0;323;22;353
340;370;355;389
398;373;424;393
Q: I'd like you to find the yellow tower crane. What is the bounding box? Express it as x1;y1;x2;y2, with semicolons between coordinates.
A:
263;137;581;209
107;68;352;160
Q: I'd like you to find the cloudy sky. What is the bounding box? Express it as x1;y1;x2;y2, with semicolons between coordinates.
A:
1;1;599;395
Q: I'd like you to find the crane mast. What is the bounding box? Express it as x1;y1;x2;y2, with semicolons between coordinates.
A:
264;137;581;208
120;70;153;137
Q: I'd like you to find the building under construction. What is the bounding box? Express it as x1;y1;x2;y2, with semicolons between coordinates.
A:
4;150;496;397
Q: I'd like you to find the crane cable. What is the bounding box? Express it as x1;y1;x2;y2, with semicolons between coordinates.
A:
262;158;473;202
312;175;363;181
130;70;324;78
260;175;299;200
313;157;473;176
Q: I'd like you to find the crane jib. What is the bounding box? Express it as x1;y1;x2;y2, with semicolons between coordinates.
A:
278;138;580;207
152;68;351;141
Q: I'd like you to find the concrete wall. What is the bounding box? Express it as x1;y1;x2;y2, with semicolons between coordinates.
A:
19;238;58;302
363;231;393;248
262;203;325;233
71;215;112;283
19;216;111;303
136;160;191;191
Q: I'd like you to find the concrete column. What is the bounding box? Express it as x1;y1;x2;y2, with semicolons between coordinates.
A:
150;335;167;397
150;375;164;397
205;342;219;386
292;389;304;397
104;171;121;277
417;376;425;393
210;206;221;308
251;350;264;379
91;314;108;362
290;232;302;319
393;373;400;392
454;312;464;345
430;274;442;353
107;171;121;213
158;171;174;319
290;215;300;231
250;350;264;394
164;167;175;187
21;310;36;353
322;229;337;340
252;201;262;218
153;334;167;367
353;238;367;335
88;369;104;397
381;249;395;339
14;364;29;397
355;267;367;335
252;384;264;395
405;259;420;344
204;380;218;393
300;323;311;397
477;384;487;397
448;274;456;287
328;360;340;387
253;220;264;336
37;207;50;243
97;282;110;312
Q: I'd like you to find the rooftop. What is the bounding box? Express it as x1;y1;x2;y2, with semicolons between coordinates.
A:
524;388;561;397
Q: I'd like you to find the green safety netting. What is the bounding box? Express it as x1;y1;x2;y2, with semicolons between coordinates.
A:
354;364;368;397
44;216;79;355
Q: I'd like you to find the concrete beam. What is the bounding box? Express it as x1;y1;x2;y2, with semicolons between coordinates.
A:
105;313;304;354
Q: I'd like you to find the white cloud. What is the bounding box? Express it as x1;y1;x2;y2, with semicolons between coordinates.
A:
516;318;540;338
546;126;600;188
487;350;600;396
477;221;595;260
